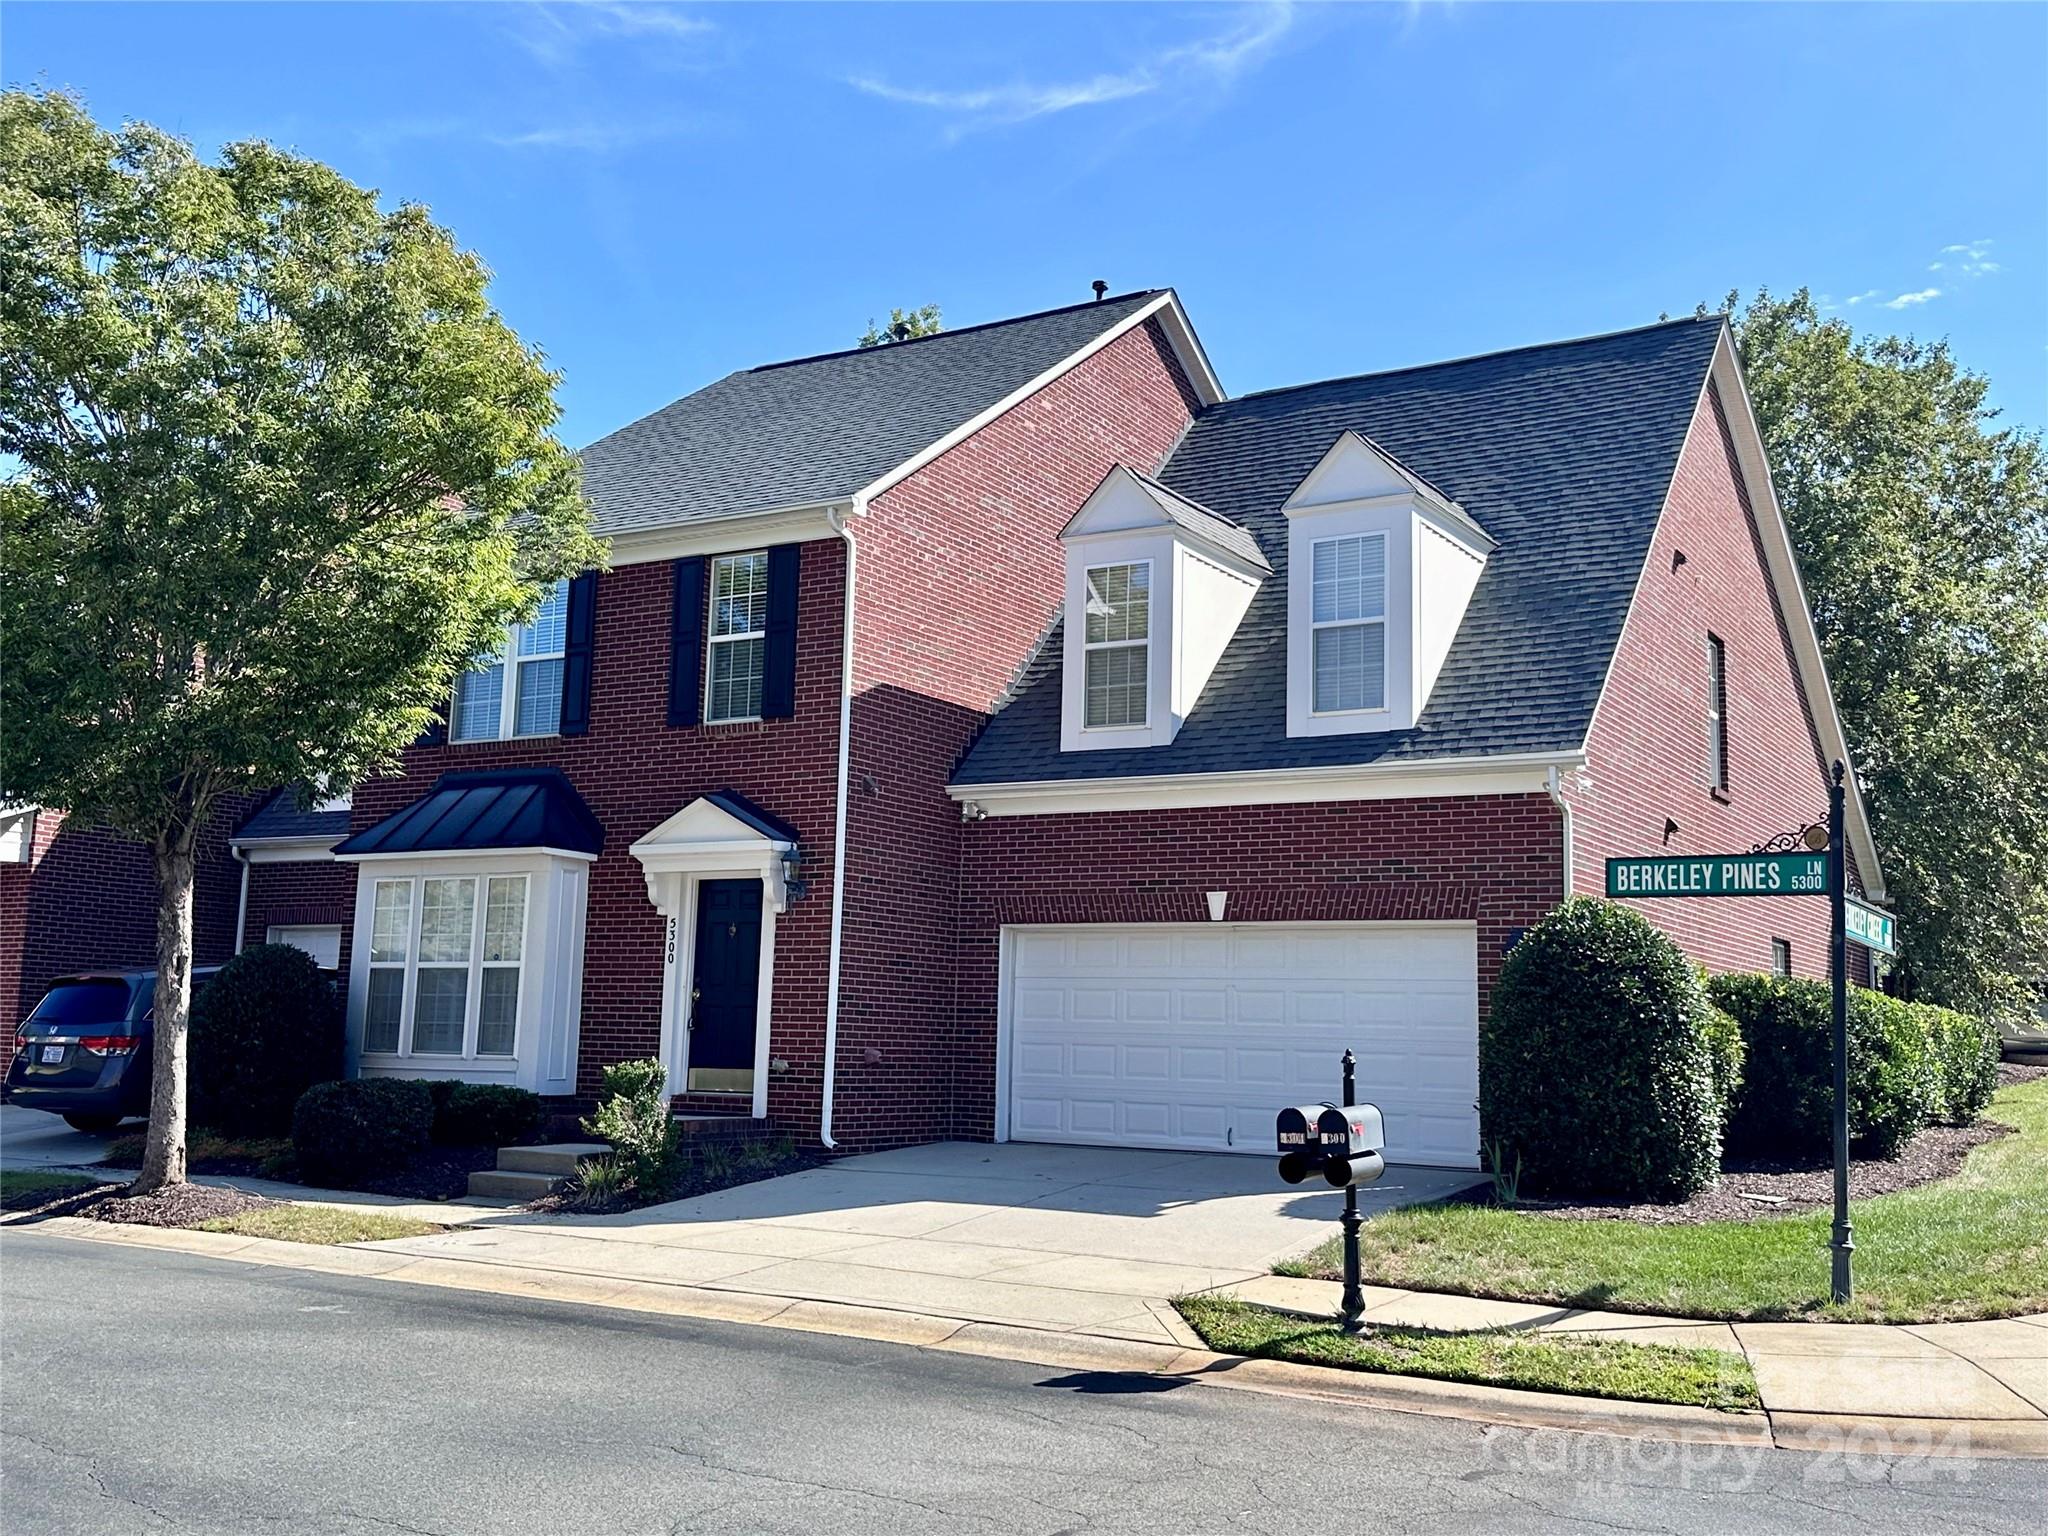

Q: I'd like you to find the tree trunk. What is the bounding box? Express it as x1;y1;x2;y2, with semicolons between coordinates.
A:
132;836;196;1194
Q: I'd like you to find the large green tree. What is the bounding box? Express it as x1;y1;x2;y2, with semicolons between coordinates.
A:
1729;289;2048;1015
0;91;601;1190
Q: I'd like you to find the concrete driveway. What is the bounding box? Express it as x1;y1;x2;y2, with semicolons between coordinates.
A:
372;1142;1479;1345
0;1103;131;1169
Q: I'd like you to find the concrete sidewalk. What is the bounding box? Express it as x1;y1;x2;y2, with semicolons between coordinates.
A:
1219;1274;2048;1427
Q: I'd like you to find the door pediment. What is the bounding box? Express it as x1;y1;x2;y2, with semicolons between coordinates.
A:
629;792;797;915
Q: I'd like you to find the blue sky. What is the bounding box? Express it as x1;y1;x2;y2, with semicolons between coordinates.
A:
10;1;2044;445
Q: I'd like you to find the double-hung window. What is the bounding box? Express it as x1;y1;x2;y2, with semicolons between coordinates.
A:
451;580;568;742
1706;633;1729;790
1083;562;1150;728
361;873;529;1058
707;551;769;723
1310;534;1387;713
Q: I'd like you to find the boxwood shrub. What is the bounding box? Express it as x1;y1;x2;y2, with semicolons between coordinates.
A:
1707;974;1937;1159
1914;1002;2000;1126
189;944;344;1136
291;1079;433;1187
1479;898;1722;1201
435;1084;542;1147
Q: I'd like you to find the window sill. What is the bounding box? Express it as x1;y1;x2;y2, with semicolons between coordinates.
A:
1709;787;1732;804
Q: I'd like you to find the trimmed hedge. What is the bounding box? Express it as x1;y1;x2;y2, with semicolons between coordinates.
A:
1480;899;1722;1201
435;1084;542;1147
1707;974;1939;1159
1916;1002;2000;1126
189;944;344;1136
291;1079;433;1187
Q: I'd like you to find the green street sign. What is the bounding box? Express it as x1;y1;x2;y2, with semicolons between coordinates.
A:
1605;853;1829;899
1846;898;1896;956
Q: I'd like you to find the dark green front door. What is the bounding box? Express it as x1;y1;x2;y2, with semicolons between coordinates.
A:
688;879;762;1094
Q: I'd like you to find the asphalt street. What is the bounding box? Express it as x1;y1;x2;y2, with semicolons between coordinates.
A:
1;1228;2042;1535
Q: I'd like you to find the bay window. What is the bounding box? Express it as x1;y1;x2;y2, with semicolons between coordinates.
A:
361;873;529;1059
451;580;568;742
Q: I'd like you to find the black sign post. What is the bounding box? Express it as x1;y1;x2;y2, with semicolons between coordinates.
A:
1336;1050;1366;1331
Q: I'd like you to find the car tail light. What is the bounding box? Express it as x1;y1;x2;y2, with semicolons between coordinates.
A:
78;1035;140;1057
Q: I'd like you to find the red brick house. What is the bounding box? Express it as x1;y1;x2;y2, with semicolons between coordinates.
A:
146;290;1883;1168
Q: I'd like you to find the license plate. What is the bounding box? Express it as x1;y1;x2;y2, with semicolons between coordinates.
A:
39;1045;65;1064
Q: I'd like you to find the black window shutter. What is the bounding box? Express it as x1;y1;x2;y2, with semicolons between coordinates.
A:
560;571;599;737
415;699;448;749
668;556;707;727
762;544;801;720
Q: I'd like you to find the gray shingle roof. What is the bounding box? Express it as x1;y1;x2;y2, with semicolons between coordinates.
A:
953;317;1724;786
581;291;1166;537
233;788;352;846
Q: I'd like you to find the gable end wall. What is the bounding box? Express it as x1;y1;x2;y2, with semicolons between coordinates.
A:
833;318;1202;1149
1576;382;1866;982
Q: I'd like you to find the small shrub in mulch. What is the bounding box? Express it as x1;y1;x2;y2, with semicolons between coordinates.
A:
533;1135;822;1215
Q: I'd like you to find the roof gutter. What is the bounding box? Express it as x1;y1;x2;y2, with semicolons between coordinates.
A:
817;502;860;1150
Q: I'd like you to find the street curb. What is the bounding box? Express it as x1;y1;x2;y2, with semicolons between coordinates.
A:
17;1216;1792;1446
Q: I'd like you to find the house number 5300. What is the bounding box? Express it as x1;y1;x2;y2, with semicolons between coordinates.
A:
665;917;677;965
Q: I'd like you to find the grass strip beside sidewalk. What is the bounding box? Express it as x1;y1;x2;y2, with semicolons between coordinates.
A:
1280;1077;2048;1323
199;1206;440;1245
1177;1295;1759;1412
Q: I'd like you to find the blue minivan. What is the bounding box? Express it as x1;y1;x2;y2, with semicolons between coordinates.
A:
3;968;219;1134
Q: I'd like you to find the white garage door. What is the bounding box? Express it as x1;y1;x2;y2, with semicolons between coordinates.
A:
1004;923;1479;1168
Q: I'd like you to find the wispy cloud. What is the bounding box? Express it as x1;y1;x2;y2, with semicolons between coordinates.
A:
1883;287;1942;310
358;112;703;157
508;2;715;71
1841;289;1883;308
1929;239;2000;278
849;1;1298;134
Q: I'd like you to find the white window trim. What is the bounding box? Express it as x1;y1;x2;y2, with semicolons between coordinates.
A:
347;851;589;1094
1081;558;1153;732
1307;532;1389;719
705;550;769;725
450;580;568;744
1706;633;1729;791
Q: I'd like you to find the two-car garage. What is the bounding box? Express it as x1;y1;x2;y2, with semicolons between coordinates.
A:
1000;923;1481;1169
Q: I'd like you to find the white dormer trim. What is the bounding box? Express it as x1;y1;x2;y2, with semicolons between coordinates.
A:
1059;466;1266;753
1284;433;1490;739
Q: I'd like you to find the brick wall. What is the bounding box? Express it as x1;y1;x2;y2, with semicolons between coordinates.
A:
351;539;847;1133
241;858;355;973
0;810;242;1074
833;318;1202;1149
952;794;1567;1140
1573;383;1865;982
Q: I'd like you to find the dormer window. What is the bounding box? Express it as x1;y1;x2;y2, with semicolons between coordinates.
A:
1283;432;1493;739
1311;534;1388;715
1084;562;1151;728
1058;465;1269;753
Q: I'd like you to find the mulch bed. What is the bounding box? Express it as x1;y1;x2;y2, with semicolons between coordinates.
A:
11;1180;277;1229
530;1149;826;1215
1490;1063;2042;1226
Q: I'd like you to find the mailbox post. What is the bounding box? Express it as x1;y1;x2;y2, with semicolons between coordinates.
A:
1275;1049;1383;1332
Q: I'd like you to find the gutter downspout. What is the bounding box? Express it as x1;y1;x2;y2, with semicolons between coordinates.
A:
1546;766;1574;905
818;504;860;1149
231;845;251;954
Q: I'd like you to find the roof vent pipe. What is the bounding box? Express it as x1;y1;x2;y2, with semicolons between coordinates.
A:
1091;279;1108;302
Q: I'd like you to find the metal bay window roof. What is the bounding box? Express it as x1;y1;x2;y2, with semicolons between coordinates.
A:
333;768;604;860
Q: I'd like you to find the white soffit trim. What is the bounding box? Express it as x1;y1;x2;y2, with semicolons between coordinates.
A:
230;837;342;864
1579;326;1884;900
949;751;1585;817
852;292;1223;509
602;502;847;568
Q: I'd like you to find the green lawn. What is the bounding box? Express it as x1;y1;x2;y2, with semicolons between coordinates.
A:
1176;1295;1758;1411
198;1205;440;1244
0;1170;105;1211
1280;1076;2048;1324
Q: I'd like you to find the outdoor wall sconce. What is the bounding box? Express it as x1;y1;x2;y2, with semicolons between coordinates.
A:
780;843;809;902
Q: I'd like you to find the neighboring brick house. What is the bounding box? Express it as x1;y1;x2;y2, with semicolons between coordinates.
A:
0;806;244;1077
200;291;1883;1168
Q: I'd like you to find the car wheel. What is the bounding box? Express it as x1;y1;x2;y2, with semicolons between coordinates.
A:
62;1113;124;1135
